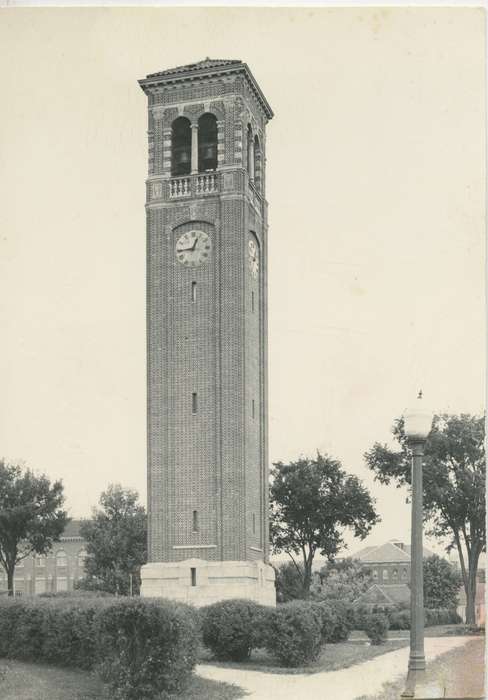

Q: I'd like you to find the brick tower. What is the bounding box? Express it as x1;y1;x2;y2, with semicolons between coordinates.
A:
138;59;275;605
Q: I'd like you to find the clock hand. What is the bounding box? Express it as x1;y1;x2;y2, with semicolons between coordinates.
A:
190;235;199;251
176;245;195;252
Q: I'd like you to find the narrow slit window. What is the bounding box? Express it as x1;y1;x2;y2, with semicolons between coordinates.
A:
191;567;197;587
251;291;254;312
191;281;197;303
192;510;198;532
252;513;256;534
192;392;197;414
252;399;255;419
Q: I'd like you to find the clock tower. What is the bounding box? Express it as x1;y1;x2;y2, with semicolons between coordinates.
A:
139;59;275;605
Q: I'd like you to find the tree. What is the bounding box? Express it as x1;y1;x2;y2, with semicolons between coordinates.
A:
77;484;147;595
0;459;69;596
270;453;379;596
311;557;374;604
423;554;463;610
364;413;485;624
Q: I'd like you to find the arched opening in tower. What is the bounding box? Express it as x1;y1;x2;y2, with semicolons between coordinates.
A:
171;117;191;176
198;113;218;172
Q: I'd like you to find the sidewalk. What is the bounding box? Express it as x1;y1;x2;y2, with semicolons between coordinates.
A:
196;637;475;700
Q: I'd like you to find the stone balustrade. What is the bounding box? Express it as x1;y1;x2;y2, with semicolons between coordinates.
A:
196;173;218;194
165;173;219;200
169;177;191;198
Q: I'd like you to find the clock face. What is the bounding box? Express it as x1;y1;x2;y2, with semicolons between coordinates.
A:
175;230;211;267
248;239;259;278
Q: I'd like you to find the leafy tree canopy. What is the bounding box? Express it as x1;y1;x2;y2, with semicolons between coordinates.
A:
270;452;379;595
0;459;68;595
311;557;374;604
77;484;147;596
423;554;463;610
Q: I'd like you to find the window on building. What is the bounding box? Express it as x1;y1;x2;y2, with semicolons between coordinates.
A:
252;513;256;534
382;569;389;581
247;124;253;176
251;291;255;313
198;113;217;172
192;510;198;533
392;569;398;581
35;578;46;594
252;399;255;419
36;555;46;568
254;134;262;190
77;549;87;570
192;392;198;414
402;568;408;580
171;117;191;177
191;281;197;303
191;567;197;587
56;550;68;568
373;570;378;581
56;577;68;593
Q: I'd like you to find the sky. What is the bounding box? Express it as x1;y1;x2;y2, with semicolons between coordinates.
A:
0;7;485;559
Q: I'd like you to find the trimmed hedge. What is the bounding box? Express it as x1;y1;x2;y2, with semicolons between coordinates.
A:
425;608;462;626
0;596;109;668
96;598;199;699
388;607;462;630
0;595;199;699
265;600;322;666
201;599;269;661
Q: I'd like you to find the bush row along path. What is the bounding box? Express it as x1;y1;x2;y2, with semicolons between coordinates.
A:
196;636;476;700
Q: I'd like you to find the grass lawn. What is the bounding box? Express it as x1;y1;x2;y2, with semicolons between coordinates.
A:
199;638;409;675
0;659;245;700
354;637;485;700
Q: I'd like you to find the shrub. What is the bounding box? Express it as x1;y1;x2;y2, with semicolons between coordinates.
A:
364;612;389;645
265;601;322;666
387;606;462;630
274;561;305;603
388;608;411;630
96;598;199;700
310;603;337;644
314;601;352;642
0;595;200;700
201;599;269;661
425;608;462;626
351;605;370;632
0;596;109;668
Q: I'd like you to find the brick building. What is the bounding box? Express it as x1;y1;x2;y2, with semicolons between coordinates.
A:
138;59;275;605
354;539;435;585
352;540;434;611
0;520;87;596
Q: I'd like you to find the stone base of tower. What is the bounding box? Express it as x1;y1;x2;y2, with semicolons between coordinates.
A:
140;558;276;607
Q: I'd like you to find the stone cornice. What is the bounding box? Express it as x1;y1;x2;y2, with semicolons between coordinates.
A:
139;62;273;122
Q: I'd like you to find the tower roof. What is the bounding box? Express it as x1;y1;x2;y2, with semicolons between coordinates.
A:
139;58;273;121
146;58;242;79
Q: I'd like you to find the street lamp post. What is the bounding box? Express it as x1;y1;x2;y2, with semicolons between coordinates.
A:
401;395;443;699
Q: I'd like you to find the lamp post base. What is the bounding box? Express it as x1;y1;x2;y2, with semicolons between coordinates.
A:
401;670;446;699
